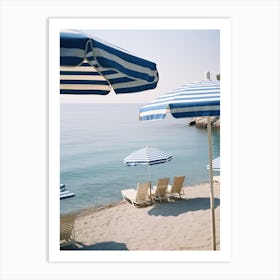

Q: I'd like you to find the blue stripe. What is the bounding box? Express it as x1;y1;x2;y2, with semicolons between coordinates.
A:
170;100;220;109
101;70;117;75
60;32;88;48
140;108;220;119
60;80;109;85
60;71;100;76
149;157;172;165
60;56;84;66
115;82;158;94
171;110;220;118
60;89;110;95
108;77;134;84
126;159;172;166
140;99;219;113
140;114;166;121
140;99;219;114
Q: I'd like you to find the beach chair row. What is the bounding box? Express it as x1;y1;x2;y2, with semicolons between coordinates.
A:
121;176;185;207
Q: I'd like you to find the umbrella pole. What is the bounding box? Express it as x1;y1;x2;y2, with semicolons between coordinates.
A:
207;116;217;250
147;164;152;202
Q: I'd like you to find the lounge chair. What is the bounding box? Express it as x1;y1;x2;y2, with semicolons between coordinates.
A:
167;176;186;199
151;177;169;203
121;181;151;207
60;213;77;248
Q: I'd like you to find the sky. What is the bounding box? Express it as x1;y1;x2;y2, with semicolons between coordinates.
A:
60;29;220;104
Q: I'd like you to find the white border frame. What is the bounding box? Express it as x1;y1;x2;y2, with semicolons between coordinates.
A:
49;18;231;262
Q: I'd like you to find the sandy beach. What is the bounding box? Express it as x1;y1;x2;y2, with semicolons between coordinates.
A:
61;180;220;251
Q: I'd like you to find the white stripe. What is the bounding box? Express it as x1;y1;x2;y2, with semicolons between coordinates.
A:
170;105;220;113
60;65;98;72
60;84;110;90
60;75;106;81
153;90;219;102
111;79;154;89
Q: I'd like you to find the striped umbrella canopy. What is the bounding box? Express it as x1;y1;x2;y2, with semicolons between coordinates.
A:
207;156;220;171
60;30;159;95
140;79;220;120
124;145;172;195
139;78;220;250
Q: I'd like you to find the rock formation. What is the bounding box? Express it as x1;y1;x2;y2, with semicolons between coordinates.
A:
188;117;220;128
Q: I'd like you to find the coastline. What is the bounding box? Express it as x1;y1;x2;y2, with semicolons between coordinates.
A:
61;181;220;251
61;103;220;215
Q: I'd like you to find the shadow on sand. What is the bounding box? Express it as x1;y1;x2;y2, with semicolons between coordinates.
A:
61;241;128;250
148;197;220;217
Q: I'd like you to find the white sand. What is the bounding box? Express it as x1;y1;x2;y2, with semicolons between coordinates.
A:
64;181;220;250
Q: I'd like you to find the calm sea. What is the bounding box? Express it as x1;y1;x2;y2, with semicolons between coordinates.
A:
60;103;220;214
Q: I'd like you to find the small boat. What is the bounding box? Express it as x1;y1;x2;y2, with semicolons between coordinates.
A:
60;184;75;200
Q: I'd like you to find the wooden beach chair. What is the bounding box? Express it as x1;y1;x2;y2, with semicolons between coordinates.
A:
121;181;151;207
60;213;77;248
151;177;169;203
167;176;186;199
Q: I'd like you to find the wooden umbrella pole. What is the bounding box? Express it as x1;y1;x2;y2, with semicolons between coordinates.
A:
148;164;151;182
147;164;152;202
207;116;216;250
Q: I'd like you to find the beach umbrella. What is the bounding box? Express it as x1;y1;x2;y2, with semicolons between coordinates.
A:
207;156;220;171
139;77;220;250
124;145;172;195
60;30;159;95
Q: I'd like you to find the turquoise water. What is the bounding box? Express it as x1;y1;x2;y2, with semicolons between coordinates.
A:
60;103;220;214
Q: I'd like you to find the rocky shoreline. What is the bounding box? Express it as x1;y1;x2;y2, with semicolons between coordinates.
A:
188;116;220;128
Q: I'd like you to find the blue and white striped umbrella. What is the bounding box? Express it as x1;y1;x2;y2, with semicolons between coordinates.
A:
207;156;220;171
124;146;172;166
139;78;220;250
60;31;159;95
140;80;220;120
124;146;172;190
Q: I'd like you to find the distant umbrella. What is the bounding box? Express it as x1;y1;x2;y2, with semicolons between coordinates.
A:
60;30;159;95
139;77;220;250
140;79;220;120
124;145;172;195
